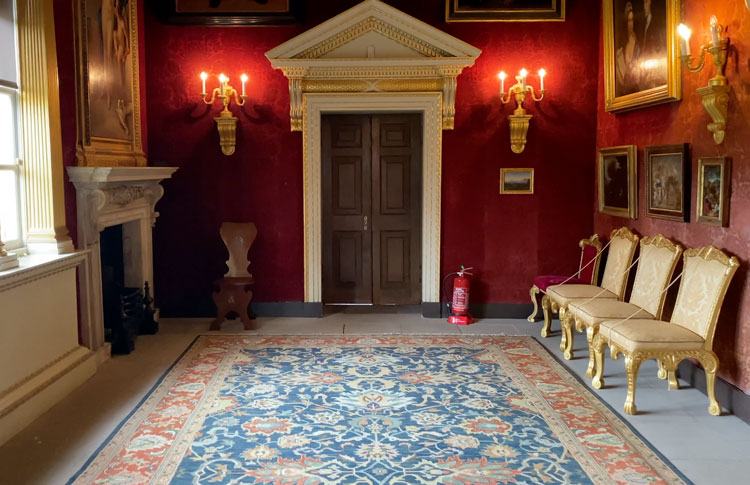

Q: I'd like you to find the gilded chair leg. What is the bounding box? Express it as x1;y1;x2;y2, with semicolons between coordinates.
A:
624;355;644;415
698;352;722;416
585;326;598;378
527;286;540;322
592;334;605;389
657;360;667;380
541;295;553;338
561;312;574;360
667;371;679;390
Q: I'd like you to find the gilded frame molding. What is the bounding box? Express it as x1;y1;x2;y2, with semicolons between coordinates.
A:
74;0;146;167
696;157;731;227
602;0;681;112
499;168;534;194
446;0;565;22
598;145;637;219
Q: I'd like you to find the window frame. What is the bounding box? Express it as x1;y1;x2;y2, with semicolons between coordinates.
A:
0;84;24;252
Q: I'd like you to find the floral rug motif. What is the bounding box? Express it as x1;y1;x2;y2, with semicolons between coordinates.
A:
70;336;688;484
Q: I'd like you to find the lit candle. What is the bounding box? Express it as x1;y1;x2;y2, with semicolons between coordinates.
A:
200;71;208;95
498;71;507;94
538;68;546;91
677;23;692;57
520;68;528;91
241;74;248;96
710;15;720;46
219;73;227;96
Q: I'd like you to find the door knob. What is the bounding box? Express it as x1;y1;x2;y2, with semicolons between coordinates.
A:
364;216;368;231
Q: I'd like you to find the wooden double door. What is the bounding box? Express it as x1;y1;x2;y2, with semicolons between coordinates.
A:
322;114;422;305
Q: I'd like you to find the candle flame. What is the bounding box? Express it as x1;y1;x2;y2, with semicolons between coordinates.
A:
538;68;546;78
200;72;208;81
241;74;248;83
677;23;692;40
519;68;528;78
498;71;507;80
219;73;228;83
710;15;718;27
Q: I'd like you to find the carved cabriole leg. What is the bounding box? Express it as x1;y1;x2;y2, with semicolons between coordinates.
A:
624;354;644;415
697;351;722;416
657;360;667;380
561;310;575;360
541;295;553;338
658;356;680;390
592;333;606;389
527;285;540;322
667;372;679;390
585;325;598;378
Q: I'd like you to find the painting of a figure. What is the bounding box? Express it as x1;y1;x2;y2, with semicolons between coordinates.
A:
603;0;679;111
446;0;564;21
598;145;636;218
645;144;689;222
86;0;133;141
697;157;730;226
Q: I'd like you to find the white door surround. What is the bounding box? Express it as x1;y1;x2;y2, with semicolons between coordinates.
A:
266;0;481;304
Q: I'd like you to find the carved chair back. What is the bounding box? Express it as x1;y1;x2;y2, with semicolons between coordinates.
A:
578;234;603;285
670;246;739;348
220;222;258;278
599;227;640;299
628;235;683;318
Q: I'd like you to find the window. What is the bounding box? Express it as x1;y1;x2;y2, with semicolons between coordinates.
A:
0;0;22;251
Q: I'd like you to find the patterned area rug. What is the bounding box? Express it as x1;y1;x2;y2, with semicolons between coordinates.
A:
70;336;688;484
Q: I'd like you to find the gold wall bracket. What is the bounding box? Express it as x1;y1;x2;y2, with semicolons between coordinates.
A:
215;114;238;156
696;80;730;145
508;112;532;154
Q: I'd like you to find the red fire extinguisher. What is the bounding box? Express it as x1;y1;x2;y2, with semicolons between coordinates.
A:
444;266;474;325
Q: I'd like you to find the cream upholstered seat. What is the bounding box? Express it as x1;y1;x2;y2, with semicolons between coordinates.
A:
541;227;639;338
592;246;739;416
527;234;603;322
562;235;682;378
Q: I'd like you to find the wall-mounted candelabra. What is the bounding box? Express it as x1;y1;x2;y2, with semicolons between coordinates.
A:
677;16;730;145
499;68;546;154
200;72;248;156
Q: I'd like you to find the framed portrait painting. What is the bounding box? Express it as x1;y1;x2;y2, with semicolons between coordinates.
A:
500;168;534;194
74;0;145;166
161;0;300;25
603;0;681;112
598;145;637;218
697;157;731;227
446;1;565;22
645;144;690;222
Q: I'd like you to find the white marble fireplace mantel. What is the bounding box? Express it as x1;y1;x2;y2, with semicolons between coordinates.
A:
67;166;178;355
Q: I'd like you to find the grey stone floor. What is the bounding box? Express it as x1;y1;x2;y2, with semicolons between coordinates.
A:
0;314;748;484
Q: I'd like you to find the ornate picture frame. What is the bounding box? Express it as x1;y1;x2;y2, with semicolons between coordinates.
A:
74;0;145;167
160;0;300;25
446;1;565;22
645;143;690;222
697;157;731;227
598;145;637;219
603;0;681;112
500;168;534;194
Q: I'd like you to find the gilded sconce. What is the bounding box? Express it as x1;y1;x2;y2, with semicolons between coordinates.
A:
200;72;248;156
677;17;730;145
499;69;546;154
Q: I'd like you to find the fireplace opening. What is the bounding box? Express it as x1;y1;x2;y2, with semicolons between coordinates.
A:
100;224;157;354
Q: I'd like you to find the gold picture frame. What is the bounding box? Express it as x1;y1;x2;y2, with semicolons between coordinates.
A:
74;0;146;167
645;143;690;222
603;0;681;112
697;157;731;227
500;168;534;194
598;145;637;219
446;1;565;22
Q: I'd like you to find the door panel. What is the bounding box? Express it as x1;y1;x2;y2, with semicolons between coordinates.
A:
322;116;372;303
322;114;421;305
372;115;422;304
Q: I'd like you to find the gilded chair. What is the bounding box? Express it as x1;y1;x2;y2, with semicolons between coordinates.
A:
592;246;739;416
527;234;603;322
562;235;682;378
541;227;639;339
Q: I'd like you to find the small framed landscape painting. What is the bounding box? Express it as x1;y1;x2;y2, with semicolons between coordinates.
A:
446;0;565;22
697;157;731;227
598;145;637;219
500;168;534;194
645;143;690;222
602;0;681;112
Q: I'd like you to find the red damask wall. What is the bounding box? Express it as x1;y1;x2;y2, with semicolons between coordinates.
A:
145;0;600;316
594;2;750;391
